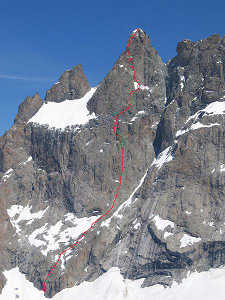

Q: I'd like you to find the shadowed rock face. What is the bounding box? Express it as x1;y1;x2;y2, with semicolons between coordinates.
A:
45;64;90;103
0;29;225;298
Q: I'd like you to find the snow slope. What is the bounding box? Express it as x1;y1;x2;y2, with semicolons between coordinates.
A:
2;266;225;300
28;87;97;129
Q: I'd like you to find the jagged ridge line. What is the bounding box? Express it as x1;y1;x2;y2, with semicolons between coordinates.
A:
44;28;140;292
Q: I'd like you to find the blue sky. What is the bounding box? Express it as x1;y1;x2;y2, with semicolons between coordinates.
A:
0;0;224;136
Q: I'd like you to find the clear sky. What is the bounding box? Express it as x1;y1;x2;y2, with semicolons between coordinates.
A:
0;0;224;136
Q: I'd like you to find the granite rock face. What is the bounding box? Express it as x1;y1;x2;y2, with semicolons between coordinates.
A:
156;33;225;151
0;29;225;298
45;64;91;103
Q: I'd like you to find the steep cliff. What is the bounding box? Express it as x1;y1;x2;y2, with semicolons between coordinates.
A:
0;29;225;298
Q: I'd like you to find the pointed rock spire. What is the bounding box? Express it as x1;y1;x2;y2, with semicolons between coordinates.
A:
126;28;164;86
45;64;90;103
87;28;166;117
14;92;43;124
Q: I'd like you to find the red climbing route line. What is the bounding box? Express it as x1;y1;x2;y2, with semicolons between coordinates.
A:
44;29;140;292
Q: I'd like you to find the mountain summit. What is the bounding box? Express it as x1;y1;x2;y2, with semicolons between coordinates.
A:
45;64;91;103
0;29;225;299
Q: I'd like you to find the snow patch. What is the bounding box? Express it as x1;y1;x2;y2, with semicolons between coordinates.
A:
7;204;48;235
179;75;185;91
5;168;13;175
140;85;150;90
164;232;173;239
211;164;225;173
28;213;99;257
186;101;225;125
134;222;140;229
176;122;220;137
132;29;138;34
8;205;99;261
130;111;145;122
180;233;201;248
151;215;175;231
23;156;32;165
151;146;173;169
185;211;192;215
2;168;13;182
134;82;140;90
85;140;92;146
220;164;225;172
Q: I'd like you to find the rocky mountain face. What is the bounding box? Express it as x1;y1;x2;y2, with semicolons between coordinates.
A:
45;64;91;103
0;29;225;298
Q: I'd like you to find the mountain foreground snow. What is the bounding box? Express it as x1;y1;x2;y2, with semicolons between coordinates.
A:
1;266;225;300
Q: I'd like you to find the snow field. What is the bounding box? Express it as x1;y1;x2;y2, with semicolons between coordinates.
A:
2;266;225;300
28;88;97;129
